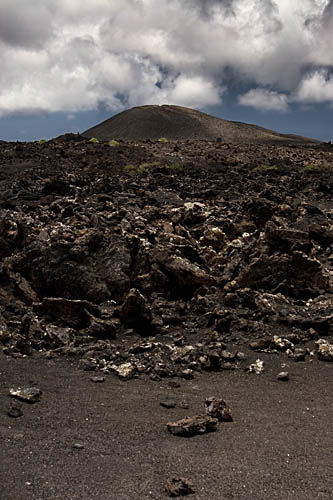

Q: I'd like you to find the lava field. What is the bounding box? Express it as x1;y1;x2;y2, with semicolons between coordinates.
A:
0;136;332;376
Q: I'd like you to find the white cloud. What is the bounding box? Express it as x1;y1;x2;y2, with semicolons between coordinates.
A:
294;70;333;103
167;75;223;108
238;89;289;112
0;0;333;117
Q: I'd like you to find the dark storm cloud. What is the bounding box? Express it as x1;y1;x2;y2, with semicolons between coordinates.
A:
0;1;56;48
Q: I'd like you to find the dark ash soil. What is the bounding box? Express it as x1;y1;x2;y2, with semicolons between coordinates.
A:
1;351;332;500
0;136;332;499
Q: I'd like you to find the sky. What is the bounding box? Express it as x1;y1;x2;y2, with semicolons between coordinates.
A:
0;0;332;142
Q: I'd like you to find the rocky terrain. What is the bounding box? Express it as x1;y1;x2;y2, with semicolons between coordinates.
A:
83;104;320;143
0;135;332;374
1;134;332;499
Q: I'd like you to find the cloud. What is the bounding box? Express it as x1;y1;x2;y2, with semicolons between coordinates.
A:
305;0;333;66
0;0;333;117
238;89;289;112
160;75;223;109
294;70;333;103
0;1;56;48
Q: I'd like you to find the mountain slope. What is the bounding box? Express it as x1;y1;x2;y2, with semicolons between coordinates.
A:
83;105;319;144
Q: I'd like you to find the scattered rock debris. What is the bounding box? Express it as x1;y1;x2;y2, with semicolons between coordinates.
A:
248;359;265;374
109;362;136;380
9;387;42;404
277;371;290;381
317;339;333;362
160;399;177;409
292;348;307;362
7;405;23;418
167;415;218;436
165;477;195;497
205;397;233;421
72;443;85;450
90;376;106;383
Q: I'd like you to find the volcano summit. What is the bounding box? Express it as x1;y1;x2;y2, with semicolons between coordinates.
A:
83;104;319;144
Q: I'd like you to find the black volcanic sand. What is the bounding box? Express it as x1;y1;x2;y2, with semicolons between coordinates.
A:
0;137;332;499
0;351;332;500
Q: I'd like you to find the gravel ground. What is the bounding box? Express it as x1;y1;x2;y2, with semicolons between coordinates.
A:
1;351;332;500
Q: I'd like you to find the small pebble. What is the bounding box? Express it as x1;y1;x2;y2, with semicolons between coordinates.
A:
277;371;290;381
165;477;194;497
293;348;306;362
72;443;84;449
8;406;23;418
179;369;194;380
90;376;105;383
160;399;177;409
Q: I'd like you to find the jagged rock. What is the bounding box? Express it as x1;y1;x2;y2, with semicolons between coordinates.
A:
204;349;221;370
317;339;333;362
248;359;264;374
32;248;112;303
110;362;136;380
271;336;294;351
201;225;227;251
35;297;100;327
309;224;333;248
220;350;237;361
9;387;42;404
293;348;307;361
45;325;75;346
128;342;154;354
167;415;218;436
103;238;132;298
170;345;196;362
165;477;195;497
265;223;310;251
249;338;272;351
151;249;214;296
160;399;177;409
179;368;194;379
237;252;329;298
120;288;153;335
0;137;332;376
86;312;117;339
79;358;97;371
0;313;9;343
205;397;233;422
10;272;38;304
0;215;22;257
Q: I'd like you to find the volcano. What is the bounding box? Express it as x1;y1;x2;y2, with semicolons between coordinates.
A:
83;104;319;143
